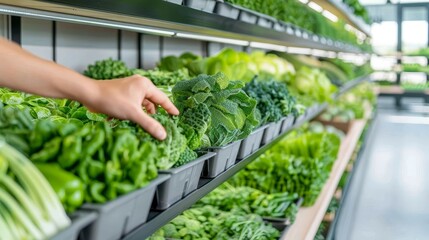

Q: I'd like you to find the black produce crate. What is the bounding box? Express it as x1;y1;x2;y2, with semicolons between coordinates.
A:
51;211;97;240
261;120;282;145
185;0;216;12
214;1;240;19
263;198;304;232
154;152;216;210
280;115;295;134
80;174;170;240
202;140;242;178
237;125;268;160
165;0;183;5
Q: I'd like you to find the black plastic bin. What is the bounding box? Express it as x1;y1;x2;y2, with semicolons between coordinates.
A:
214;1;240;19
261;120;283;145
202;140;242;178
237;125;267;159
51;211;98;240
154;152;216;210
80;174;170;240
165;0;183;4
263;198;304;232
280;115;295;134
185;0;216;12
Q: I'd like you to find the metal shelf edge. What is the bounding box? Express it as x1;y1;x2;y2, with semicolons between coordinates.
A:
0;0;365;53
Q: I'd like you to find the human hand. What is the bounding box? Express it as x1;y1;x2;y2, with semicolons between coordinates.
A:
82;74;179;140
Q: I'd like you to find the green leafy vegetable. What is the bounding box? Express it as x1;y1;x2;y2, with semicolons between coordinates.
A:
195;183;299;220
84;58;133;80
243;78;296;125
231;129;341;206
0;140;70;239
149;205;280;240
172;73;259;147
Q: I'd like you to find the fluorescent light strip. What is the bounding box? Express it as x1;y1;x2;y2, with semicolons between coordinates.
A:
176;33;249;46
386;116;429;125
345;24;354;32
0;6;175;36
308;1;323;13
322;10;338;22
249;42;287;52
327;51;337;58
287;47;312;55
311;49;328;57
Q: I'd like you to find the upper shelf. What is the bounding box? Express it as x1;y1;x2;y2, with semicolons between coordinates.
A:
0;0;365;53
314;0;371;37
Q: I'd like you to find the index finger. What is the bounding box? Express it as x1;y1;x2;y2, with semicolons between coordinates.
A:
145;84;180;115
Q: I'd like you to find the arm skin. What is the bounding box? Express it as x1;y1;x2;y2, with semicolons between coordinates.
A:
0;38;179;140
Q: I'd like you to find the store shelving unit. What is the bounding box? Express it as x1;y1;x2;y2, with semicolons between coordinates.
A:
0;1;373;239
121;75;369;239
0;0;367;53
122;104;326;240
313;0;371;36
336;75;369;96
371;2;429;106
325;108;377;240
281;119;367;240
376;85;429;105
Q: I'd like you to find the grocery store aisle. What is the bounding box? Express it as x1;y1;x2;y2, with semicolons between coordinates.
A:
333;104;429;240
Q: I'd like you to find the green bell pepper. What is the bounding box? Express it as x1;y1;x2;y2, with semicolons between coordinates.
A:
35;163;85;213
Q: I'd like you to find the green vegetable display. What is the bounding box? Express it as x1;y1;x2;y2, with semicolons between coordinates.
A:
174;147;198;168
243;78;296;125
195;183;299;220
172;72;259;147
406;47;429;57
320;82;375;122
133;68;189;86
343;0;371;24
157;52;203;76
224;0;369;50
325;59;373;81
27;120;160;205
149;206;280;240
231;130;341;206
288;66;337;105
0;140;70;239
401;63;429;73
35;163;85;213
0;105;34;155
401;82;429;91
84;58;133;80
159;49;295;83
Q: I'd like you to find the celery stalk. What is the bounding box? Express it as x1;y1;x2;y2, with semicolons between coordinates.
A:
0;188;44;239
0;141;70;229
0;175;57;236
0;203;26;239
0;211;15;239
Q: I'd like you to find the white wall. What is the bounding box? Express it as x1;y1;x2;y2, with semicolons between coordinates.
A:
11;16;250;73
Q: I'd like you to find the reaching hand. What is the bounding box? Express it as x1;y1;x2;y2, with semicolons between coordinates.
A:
0;38;179;140
83;74;179;140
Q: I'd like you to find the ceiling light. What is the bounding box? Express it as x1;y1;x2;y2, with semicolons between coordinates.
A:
175;33;249;46
287;47;312;55
322;10;338;22
308;2;323;13
311;49;328;57
0;6;175;36
250;42;287;52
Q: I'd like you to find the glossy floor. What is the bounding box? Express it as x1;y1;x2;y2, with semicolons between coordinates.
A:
334;99;429;240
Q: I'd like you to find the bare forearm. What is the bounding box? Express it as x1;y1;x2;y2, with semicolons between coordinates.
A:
0;38;97;104
0;38;179;140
